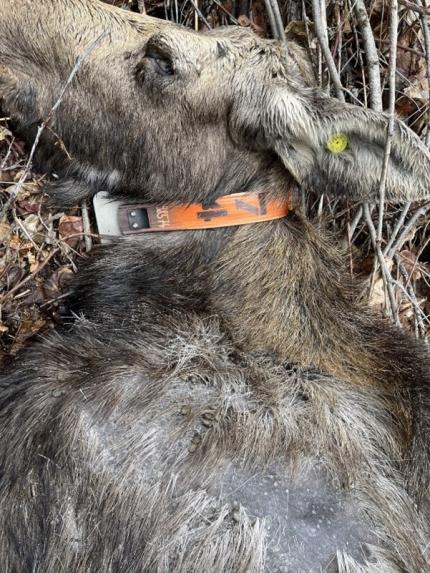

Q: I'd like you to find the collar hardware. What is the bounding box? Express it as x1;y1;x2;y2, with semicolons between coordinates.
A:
117;190;292;234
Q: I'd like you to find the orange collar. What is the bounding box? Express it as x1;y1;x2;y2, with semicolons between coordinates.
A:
117;191;292;234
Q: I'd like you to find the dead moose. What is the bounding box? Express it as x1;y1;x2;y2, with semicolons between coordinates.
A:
1;0;430;571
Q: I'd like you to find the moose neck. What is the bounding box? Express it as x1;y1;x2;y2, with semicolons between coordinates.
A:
74;177;407;388
126;208;383;387
206;215;410;388
208;215;350;369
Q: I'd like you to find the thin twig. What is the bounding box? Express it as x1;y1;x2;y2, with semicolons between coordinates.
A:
270;0;286;42
312;0;345;101
386;205;430;258
376;0;398;245
264;0;286;41
399;0;430;14
317;194;325;219
348;206;363;240
264;0;279;40
395;254;427;337
363;204;400;324
353;0;401;322
211;0;240;24
378;38;425;58
383;201;411;256
0;135;15;170
1;249;60;301
12;209;40;252
353;0;383;111
419;0;430;147
80;200;93;253
188;0;212;29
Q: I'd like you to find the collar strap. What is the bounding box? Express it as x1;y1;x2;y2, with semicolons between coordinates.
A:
117;190;292;234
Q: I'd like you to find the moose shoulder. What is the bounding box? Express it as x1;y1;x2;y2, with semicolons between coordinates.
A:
1;1;430;572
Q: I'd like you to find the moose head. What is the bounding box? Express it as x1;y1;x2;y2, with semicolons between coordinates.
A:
1;0;429;208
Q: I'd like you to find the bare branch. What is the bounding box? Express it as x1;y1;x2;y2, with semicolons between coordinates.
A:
264;0;286;42
395;254;428;338
363;204;400;325
386;205;430;258
399;0;430;14
81;200;93;253
376;0;398;244
383;202;411;256
353;0;383;111
312;0;345;101
419;0;430;147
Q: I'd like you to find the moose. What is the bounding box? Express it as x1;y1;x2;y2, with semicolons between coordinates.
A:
1;0;430;571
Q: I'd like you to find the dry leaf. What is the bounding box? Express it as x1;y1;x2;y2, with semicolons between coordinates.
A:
42;266;74;300
238;15;264;36
58;215;84;248
0;221;11;243
404;76;429;103
8;234;22;250
9;318;48;355
0;125;12;141
369;277;386;309
16;195;44;214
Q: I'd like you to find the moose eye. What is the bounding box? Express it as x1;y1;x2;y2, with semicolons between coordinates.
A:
153;57;174;76
145;49;174;77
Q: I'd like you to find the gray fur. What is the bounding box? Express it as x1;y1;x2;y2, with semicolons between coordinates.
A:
1;1;430;572
2;0;430;205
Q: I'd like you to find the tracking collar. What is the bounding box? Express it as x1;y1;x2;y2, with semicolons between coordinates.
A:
102;190;293;236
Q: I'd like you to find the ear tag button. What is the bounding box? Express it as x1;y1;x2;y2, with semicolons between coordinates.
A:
327;133;348;153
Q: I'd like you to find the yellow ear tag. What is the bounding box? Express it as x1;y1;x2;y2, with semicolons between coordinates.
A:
327;133;348;153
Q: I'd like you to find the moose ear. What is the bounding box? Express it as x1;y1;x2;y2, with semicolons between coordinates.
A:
275;93;430;202
232;83;430;202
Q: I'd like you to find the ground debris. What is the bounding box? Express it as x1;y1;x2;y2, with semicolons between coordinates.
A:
0;122;89;364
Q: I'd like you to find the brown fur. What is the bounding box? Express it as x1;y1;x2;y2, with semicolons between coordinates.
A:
1;1;430;571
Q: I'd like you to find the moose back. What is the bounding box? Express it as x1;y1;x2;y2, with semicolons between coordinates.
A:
1;1;430;571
